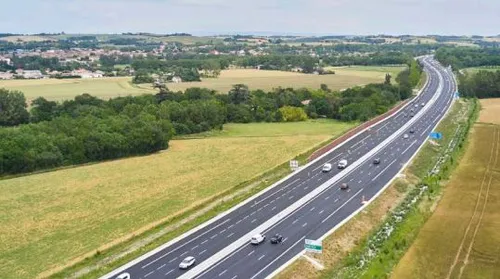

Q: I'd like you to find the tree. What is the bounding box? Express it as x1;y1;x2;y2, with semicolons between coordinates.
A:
384;73;392;85
228;84;250;104
278;106;308;122
132;70;154;84
0;89;29;126
30;97;58;123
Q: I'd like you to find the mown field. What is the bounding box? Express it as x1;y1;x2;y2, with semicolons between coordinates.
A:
0;66;405;102
478;98;500;125
0;119;355;279
392;101;500;279
464;66;500;74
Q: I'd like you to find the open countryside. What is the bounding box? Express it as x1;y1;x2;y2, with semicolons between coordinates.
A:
0;66;405;102
392;100;500;279
0;120;354;279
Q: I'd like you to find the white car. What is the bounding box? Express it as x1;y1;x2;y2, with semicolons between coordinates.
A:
403;134;409;139
338;159;348;169
250;234;266;245
179;256;196;269
421;102;425;107
116;273;130;279
322;163;332;172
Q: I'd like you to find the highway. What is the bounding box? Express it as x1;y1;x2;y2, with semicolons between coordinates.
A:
102;56;456;279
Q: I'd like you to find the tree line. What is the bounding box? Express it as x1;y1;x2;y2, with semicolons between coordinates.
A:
0;61;421;176
435;47;500;70
458;70;500;99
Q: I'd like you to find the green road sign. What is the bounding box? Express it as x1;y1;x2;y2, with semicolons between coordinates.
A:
305;239;322;253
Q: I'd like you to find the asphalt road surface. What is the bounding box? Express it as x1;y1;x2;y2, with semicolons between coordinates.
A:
102;56;456;279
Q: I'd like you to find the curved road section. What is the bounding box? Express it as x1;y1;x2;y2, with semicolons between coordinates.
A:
102;57;456;279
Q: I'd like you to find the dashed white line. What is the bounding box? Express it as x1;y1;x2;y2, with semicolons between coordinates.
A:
228;224;234;229
231;276;238;279
236;220;242;224
319;210;324;214
334;198;339;203
402;140;418;155
248;250;255;256
219;269;227;276
180;251;188;257
145;271;155;277
168;257;178;263
302;222;308;227
165;269;174;276
258;255;266;261
310;207;315;211
372;159;397;182
191;245;198;251
220;229;226;234
199;249;207;255
271;206;277;210
210;234;218;239
157;264;166;270
289;195;294;200
251;219;257;223
227;233;234;238
293;219;299;224
201;240;208;245
325;196;330;200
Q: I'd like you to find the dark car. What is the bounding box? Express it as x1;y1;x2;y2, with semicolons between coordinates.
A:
409;113;414;118
373;158;381;165
340;183;349;190
270;234;283;244
409;129;415;134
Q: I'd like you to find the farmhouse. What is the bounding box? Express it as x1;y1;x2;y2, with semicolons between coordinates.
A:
171;76;182;83
0;72;14;80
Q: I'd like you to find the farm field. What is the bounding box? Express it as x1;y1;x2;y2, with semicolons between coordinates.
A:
0;119;355;279
478;98;500;125
0;66;405;102
392;106;500;278
464;66;500;75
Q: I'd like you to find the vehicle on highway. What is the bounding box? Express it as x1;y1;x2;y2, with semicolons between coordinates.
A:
179;256;196;269
115;273;130;279
270;234;283;244
414;104;418;108
250;234;266;245
340;183;349;190
322;163;332;172
421;102;425;107
338;159;348;169
410;113;414;118
373;158;381;164
403;134;409;139
409;128;415;134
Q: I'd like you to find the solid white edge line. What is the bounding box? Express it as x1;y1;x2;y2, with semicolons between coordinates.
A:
264;57;456;279
101;57;432;279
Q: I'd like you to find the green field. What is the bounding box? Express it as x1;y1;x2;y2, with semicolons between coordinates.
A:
393;122;500;278
0;120;355;279
0;66;405;102
464;66;500;74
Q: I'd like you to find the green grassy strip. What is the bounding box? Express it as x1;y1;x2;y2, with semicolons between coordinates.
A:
48;131;342;278
320;99;479;279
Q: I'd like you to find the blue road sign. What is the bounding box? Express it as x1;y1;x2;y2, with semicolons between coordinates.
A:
429;132;443;140
454;91;460;98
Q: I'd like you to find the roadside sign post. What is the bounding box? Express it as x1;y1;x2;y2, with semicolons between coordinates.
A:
290;160;299;171
429;132;443;140
304;239;322;254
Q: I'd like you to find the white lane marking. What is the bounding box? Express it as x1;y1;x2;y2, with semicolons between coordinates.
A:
376;122;389;132
250;236;305;279
352;143;364;153
302;222;307;227
334;198;339;203
251;219;257;223
257;207;262;212
227;233;234;238
317;178;322;182
201;240;208;245
304;186;309;190
243;215;249;220
228;224;234;229
368;172;371;176
326;152;345;163
145;271;155;277
250;178;301;207
180;251;188;257
248;250;255;256
322;188;364;223
210;234;218;239
236;220;242;224
271;206;277;210
420;123;433;137
289;195;294;200
141;218;230;268
262;204;269;208
402;140;418;155
191;245;198;251
325;196;330;200
165;269;174;276
219;270;227;276
250;212;256;216
310;207;315;211
199;249;207;255
371;158;397;182
358;180;362;184
360;170;364;174
231;276;238;279
168;257;178;263
220;229;226;234
319;210;324;214
292;219;298;224
349;178;354;182
258;255;266;261
157;264;166;270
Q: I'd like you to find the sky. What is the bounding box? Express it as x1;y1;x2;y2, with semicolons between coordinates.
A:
2;0;499;36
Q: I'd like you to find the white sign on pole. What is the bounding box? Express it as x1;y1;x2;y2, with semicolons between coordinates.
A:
289;160;299;171
304;239;322;253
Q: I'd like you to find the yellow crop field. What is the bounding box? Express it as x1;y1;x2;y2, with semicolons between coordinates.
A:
478;98;500;125
392;119;500;278
0;66;405;102
0;120;354;279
